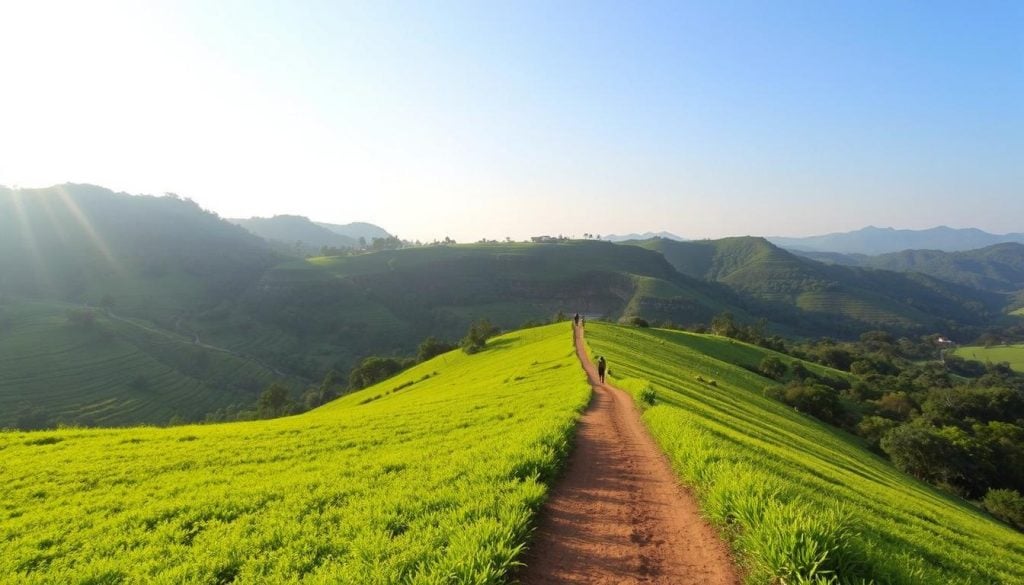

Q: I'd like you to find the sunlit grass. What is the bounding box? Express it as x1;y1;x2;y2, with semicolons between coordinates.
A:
953;344;1024;373
0;324;589;584
586;323;1024;584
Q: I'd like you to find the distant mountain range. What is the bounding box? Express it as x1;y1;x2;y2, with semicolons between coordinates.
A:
603;231;685;243
768;226;1024;255
228;216;392;254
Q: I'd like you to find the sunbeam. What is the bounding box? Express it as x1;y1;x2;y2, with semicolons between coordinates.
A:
7;189;52;293
54;185;124;276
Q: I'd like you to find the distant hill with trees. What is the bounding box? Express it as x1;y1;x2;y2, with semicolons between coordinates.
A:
626;236;1004;336
797;243;1024;295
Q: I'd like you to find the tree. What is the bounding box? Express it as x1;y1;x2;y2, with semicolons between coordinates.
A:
257;383;293;418
983;489;1024;530
758;356;787;380
348;356;407;390
461;319;499;354
417;336;455;362
710;312;737;337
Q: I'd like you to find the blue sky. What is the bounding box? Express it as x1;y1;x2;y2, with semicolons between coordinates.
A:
1;1;1021;241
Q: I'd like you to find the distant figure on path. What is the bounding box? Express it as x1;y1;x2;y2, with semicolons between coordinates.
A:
574;312;580;326
581;315;586;328
597;356;607;383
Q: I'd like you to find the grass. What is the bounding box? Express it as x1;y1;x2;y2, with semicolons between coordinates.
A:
0;300;300;428
953;344;1024;373
0;323;589;584
585;323;1024;584
1012;307;1024;317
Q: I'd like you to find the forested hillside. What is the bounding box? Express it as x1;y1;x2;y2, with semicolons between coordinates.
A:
630;236;1003;336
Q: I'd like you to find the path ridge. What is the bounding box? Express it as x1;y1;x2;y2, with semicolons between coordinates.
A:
517;324;739;584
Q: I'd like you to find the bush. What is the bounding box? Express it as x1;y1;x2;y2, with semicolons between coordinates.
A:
758;356;787;380
348;356;409;390
628;316;650;328
416;336;455;362
771;382;845;426
460;319;500;354
640;386;657;406
983;489;1024;530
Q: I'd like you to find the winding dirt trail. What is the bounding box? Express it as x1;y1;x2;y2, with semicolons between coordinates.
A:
517;324;739;585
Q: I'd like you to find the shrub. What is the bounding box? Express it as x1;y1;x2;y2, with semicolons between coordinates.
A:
460;319;500;354
640;386;657;406
349;356;408;390
417;336;456;362
758;356;787;380
983;489;1024;530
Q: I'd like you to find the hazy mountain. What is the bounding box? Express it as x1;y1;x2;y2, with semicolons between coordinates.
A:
628;236;1003;334
603;231;685;243
316;221;391;242
769;226;1024;255
0;184;278;321
798;243;1024;294
230;215;358;253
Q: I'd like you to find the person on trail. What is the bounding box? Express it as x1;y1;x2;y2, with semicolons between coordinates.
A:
597;356;607;383
574;312;580;326
581;315;586;328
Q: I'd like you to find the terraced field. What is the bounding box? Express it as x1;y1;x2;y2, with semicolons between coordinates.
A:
586;323;1024;584
953;344;1024;373
0;324;590;583
0;301;299;428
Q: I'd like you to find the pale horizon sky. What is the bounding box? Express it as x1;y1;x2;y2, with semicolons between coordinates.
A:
1;1;1021;242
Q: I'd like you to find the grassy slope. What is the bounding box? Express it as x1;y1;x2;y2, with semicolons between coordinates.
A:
0;324;589;584
953;345;1024;373
0;301;300;428
586;323;1024;584
217;241;741;374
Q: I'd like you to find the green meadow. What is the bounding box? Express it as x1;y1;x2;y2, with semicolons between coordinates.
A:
585;323;1024;584
953;344;1024;373
0;324;589;584
0;300;298;428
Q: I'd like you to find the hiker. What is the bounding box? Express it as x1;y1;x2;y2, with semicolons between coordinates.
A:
581;315;586;328
574;312;580;326
597;356;607;383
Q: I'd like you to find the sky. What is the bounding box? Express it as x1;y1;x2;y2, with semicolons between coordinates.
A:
1;1;1021;242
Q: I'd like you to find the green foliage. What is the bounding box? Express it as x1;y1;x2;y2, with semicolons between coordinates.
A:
0;324;590;583
461;319;500;354
416;336;455;363
767;382;846;426
348;356;410;390
640;385;657;406
759;356;788;380
256;383;294;419
586;323;1024;584
984;489;1024;531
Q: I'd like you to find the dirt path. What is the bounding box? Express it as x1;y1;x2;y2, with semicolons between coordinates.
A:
517;324;739;585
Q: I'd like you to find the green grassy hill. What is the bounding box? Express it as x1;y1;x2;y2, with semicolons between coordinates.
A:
0;324;589;583
586;323;1024;584
631;237;1003;334
210;241;745;376
953;344;1024;373
0;300;301;429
